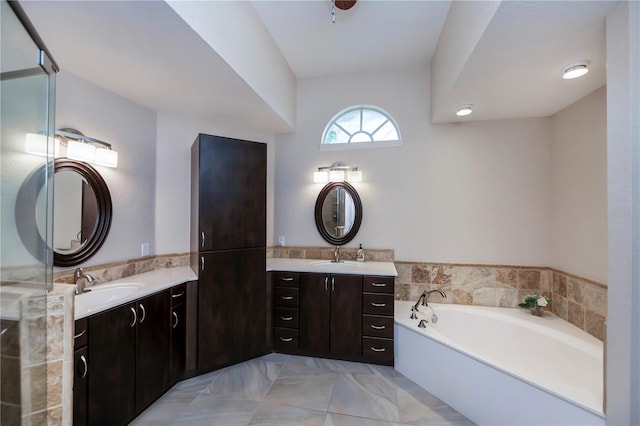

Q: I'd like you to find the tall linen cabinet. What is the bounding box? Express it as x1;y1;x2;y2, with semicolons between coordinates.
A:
191;134;267;373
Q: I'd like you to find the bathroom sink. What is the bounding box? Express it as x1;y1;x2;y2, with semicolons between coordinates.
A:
75;283;144;312
309;260;361;272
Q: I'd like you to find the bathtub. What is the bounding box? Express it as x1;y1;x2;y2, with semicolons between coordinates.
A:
394;301;604;426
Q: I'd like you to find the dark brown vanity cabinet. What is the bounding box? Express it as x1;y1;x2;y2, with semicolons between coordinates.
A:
170;283;187;384
73;318;89;426
299;272;362;357
273;272;300;351
85;289;171;426
191;134;267;374
362;276;395;365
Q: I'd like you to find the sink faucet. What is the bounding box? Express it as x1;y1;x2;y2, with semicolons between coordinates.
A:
332;246;342;263
74;267;95;295
410;288;447;319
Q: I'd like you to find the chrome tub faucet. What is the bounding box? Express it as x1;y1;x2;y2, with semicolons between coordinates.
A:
410;288;447;319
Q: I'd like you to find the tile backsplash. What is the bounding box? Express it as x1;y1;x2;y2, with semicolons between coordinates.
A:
269;246;607;341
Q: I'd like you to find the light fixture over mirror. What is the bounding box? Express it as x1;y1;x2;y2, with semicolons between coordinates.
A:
24;127;118;168
314;162;362;183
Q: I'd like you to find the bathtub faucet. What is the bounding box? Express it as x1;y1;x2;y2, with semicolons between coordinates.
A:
423;288;447;306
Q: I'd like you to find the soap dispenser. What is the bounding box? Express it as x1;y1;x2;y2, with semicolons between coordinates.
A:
356;244;365;262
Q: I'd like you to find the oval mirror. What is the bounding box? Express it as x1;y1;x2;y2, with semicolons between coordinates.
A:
17;159;112;267
314;182;362;246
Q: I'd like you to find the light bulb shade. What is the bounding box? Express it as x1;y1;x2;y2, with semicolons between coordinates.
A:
456;105;473;116
329;170;345;182
347;170;362;183
67;140;96;163
25;133;60;157
95;148;118;168
314;171;329;183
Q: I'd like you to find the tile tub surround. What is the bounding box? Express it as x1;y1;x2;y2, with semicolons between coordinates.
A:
394;261;607;340
130;353;473;426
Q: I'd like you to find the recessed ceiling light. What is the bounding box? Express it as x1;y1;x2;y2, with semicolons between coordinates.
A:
562;61;589;79
456;105;473;117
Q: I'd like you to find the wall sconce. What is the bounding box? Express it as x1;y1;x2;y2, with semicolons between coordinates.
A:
25;128;118;168
313;162;362;183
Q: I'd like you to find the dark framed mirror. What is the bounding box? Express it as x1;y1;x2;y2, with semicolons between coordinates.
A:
17;159;112;267
314;181;362;246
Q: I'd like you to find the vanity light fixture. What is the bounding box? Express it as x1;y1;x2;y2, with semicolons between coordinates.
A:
25;133;60;157
562;61;589;79
314;162;362;183
456;105;473;117
56;128;118;168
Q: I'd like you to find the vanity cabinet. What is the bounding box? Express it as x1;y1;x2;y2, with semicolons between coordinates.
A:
191;134;267;374
362;276;395;365
73;318;89;426
273;272;300;351
170;283;187;384
299;272;362;357
86;289;171;426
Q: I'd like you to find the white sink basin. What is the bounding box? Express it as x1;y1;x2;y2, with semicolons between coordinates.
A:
309;260;361;272
75;283;144;313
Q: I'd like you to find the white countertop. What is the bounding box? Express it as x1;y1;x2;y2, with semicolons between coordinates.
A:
75;267;197;319
267;258;397;277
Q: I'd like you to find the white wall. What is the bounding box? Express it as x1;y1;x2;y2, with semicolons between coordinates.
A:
550;87;607;283
55;71;157;269
154;112;275;255
274;67;552;266
605;1;640;424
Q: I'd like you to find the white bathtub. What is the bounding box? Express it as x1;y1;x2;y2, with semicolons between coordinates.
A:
394;301;605;426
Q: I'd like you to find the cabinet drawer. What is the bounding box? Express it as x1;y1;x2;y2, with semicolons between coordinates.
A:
363;276;394;294
274;327;299;350
274;307;299;328
362;315;394;339
363;337;394;364
74;318;88;349
363;293;394;316
274;272;299;287
274;287;299;308
170;284;186;306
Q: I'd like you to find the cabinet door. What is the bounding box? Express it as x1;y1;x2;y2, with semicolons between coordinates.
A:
73;346;88;426
330;275;362;357
135;290;170;413
299;273;331;353
170;302;186;385
88;303;136;426
198;249;266;372
197;134;266;250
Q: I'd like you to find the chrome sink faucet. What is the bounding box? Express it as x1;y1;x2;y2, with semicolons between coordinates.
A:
332;246;342;263
74;267;95;295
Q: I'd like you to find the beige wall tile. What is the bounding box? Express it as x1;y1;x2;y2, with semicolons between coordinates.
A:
517;270;541;290
553;273;567;297
585;310;606;340
567;301;585;329
411;265;430;283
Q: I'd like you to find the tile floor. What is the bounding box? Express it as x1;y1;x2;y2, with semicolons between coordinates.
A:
131;353;474;426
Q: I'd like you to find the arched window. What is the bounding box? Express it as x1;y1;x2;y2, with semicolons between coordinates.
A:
321;105;402;149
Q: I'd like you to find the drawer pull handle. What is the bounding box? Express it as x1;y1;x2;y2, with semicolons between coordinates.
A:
280;296;293;300
80;355;88;379
172;292;185;298
279;337;293;342
280;316;293;321
370;324;386;330
172;311;179;329
371;302;386;307
130;307;137;327
372;283;387;287
370;347;386;352
139;304;146;324
201;231;205;248
74;329;87;339
280;277;294;281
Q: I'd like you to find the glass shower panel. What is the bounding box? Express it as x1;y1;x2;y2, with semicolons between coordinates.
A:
1;0;56;423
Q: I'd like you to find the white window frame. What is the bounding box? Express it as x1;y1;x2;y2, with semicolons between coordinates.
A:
320;105;403;151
